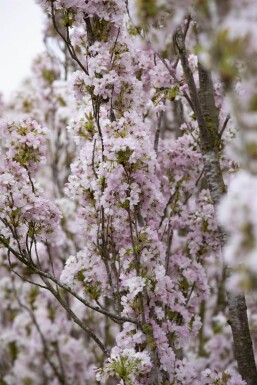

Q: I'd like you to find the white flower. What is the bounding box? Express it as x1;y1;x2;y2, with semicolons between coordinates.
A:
124;276;146;298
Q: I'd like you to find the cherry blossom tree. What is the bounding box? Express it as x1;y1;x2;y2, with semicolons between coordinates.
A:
0;1;257;385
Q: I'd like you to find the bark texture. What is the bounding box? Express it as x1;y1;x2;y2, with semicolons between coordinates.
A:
174;26;257;385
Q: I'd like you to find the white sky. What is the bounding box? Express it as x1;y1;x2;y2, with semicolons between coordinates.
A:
0;0;45;99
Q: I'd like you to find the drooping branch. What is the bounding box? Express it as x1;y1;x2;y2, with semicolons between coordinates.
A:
0;234;139;326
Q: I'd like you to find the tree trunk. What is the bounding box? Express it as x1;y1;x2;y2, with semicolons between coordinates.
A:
174;26;257;385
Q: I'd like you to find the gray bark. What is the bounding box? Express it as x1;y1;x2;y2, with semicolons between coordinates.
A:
174;26;257;385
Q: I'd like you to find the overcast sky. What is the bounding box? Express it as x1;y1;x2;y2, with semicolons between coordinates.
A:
0;0;44;99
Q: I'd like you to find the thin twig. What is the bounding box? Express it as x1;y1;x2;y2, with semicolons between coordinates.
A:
219;114;230;138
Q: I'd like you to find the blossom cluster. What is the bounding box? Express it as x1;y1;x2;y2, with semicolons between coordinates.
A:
0;0;255;385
